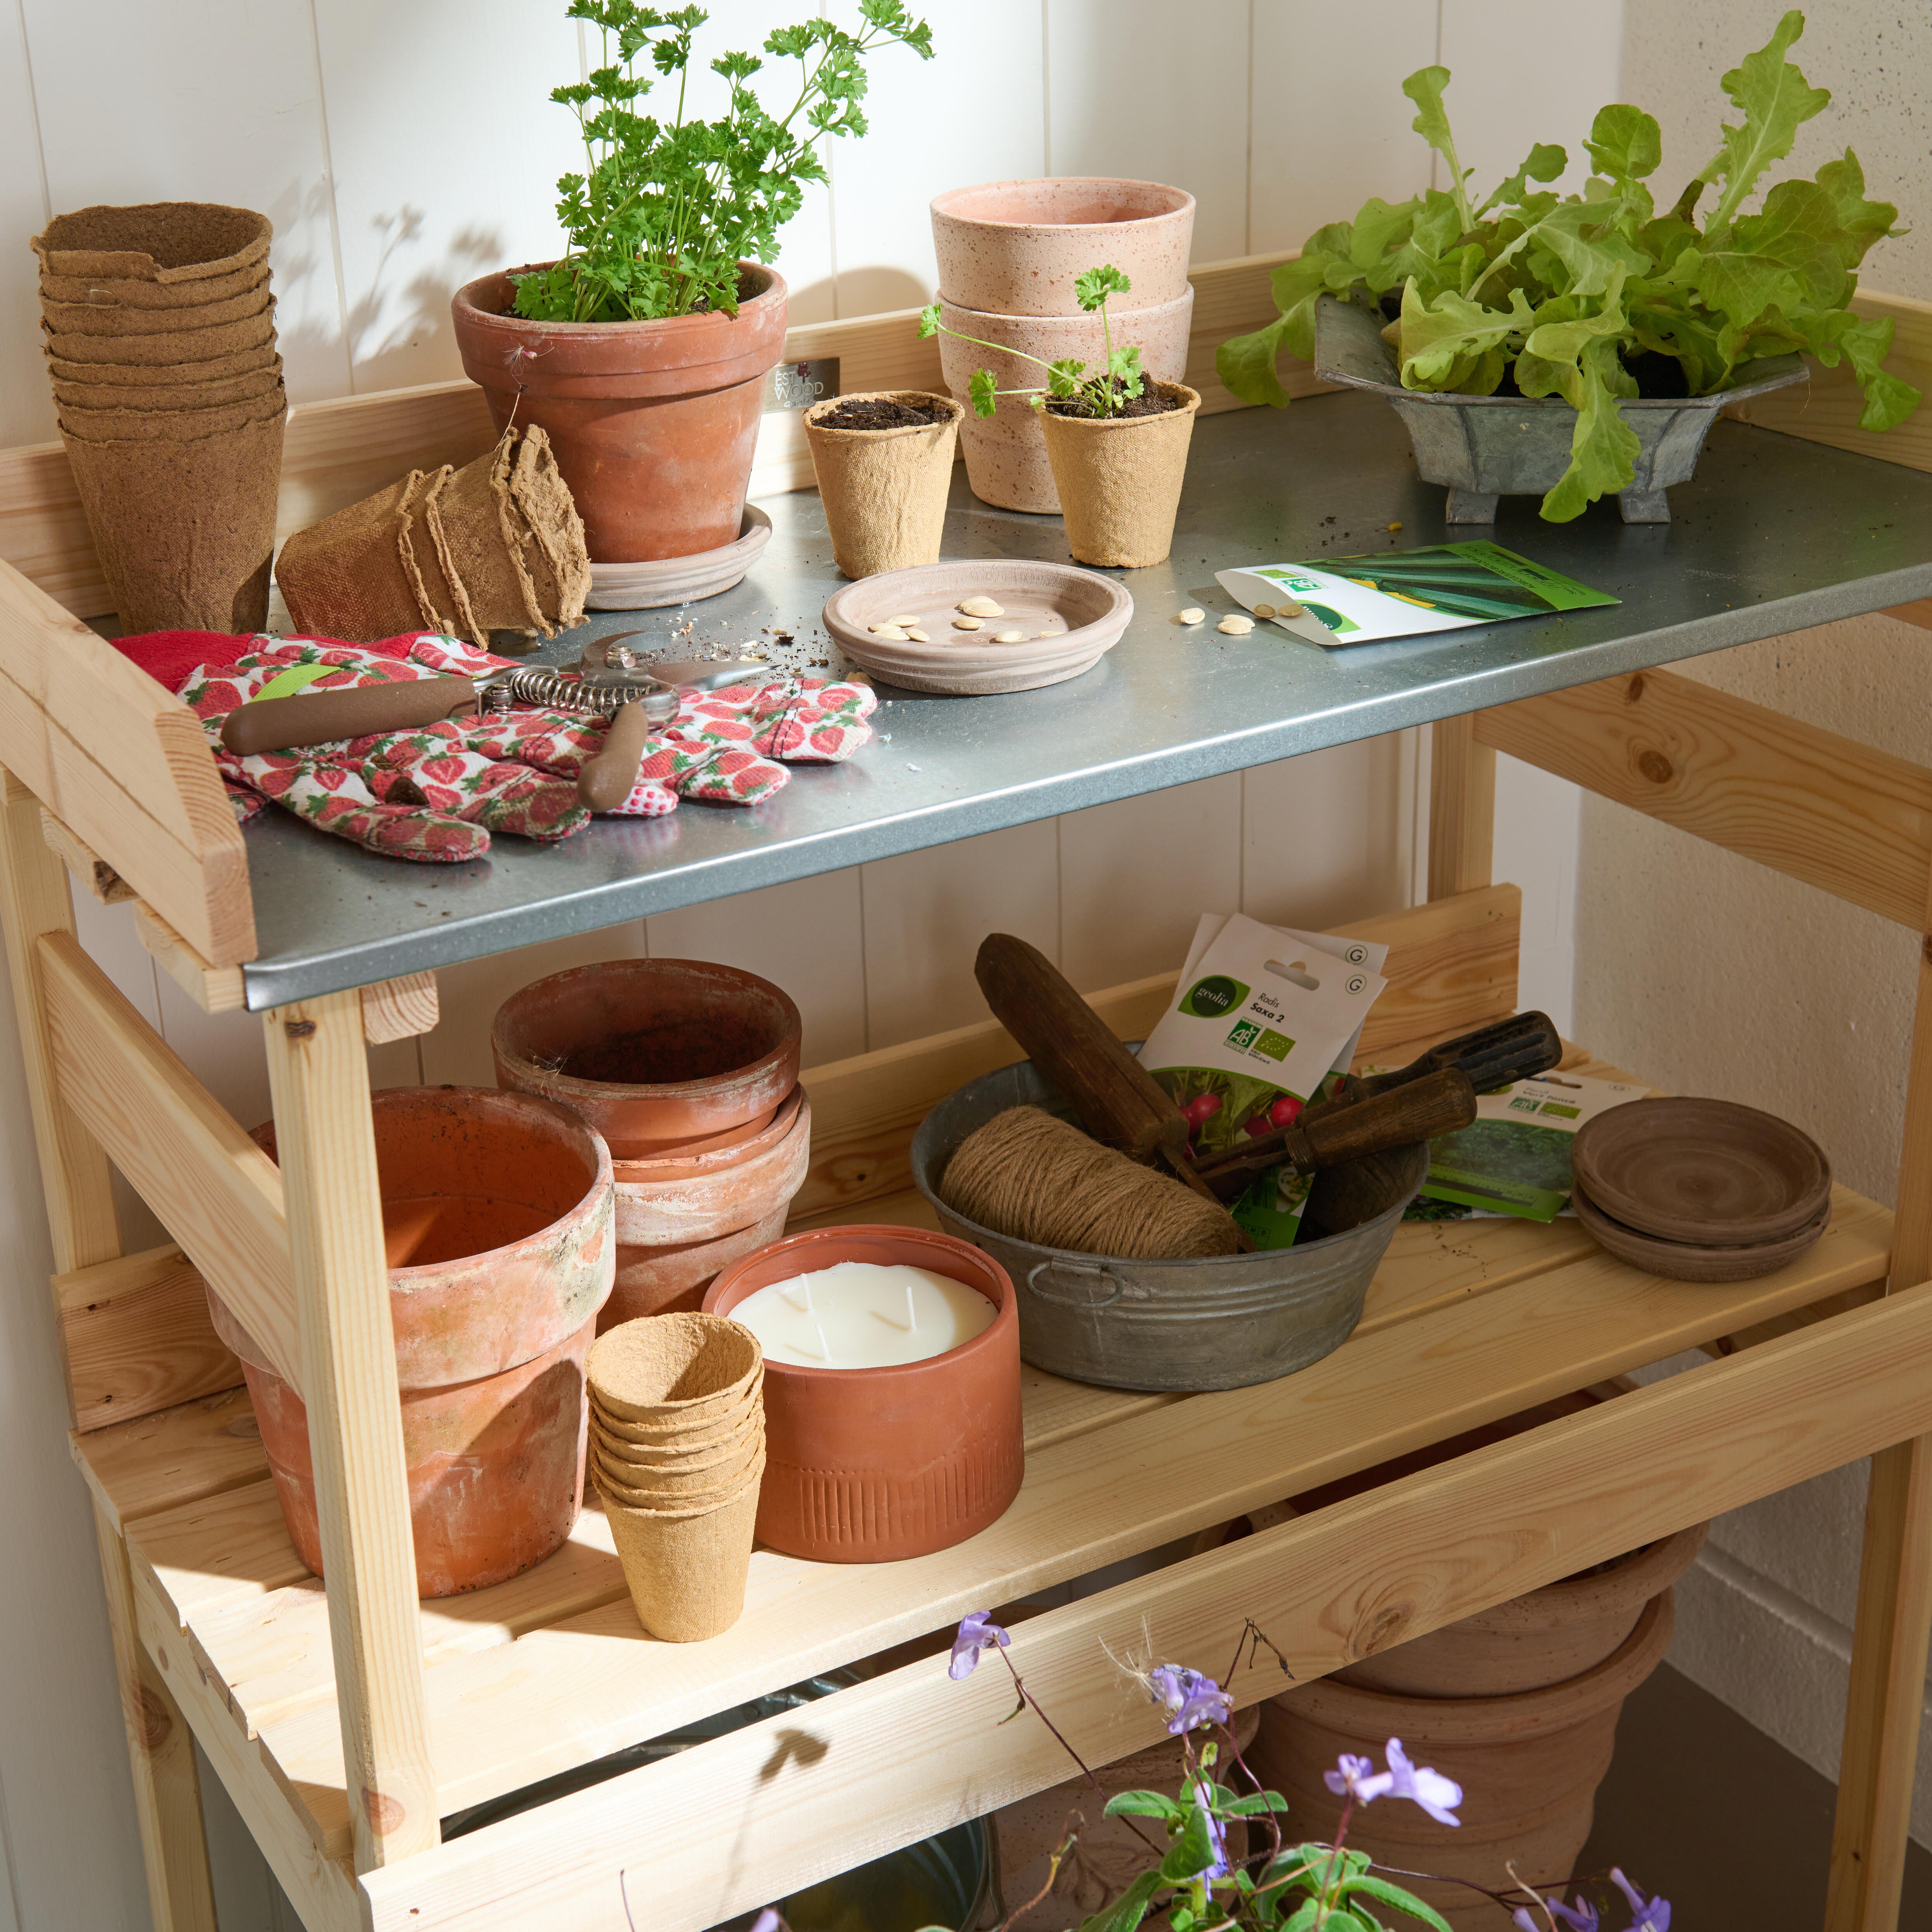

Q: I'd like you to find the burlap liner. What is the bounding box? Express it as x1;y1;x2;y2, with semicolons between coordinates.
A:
592;1380;761;1446
40;260;269;311
598;1466;762;1641
57;386;286;445
586;1312;763;1422
274;473;431;643
61;411;282;633
397;467;466;636
47;342;279;387
44;306;276;366
42;283;274;339
33;203;272;284
52;361;284;413
804;390;964;579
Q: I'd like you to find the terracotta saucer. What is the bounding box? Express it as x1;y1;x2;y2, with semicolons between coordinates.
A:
822;558;1132;695
1570;1097;1830;1246
586;505;773;610
1572;1181;1832;1283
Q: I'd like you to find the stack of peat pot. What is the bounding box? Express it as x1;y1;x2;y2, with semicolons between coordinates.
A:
928;177;1195;512
35;202;287;632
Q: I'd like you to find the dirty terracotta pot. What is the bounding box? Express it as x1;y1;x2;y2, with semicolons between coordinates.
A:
930;178;1194;317
935;286;1194;514
610;1087;810;1247
606;1204;790;1325
492;957;803;1159
451;262;788;564
214;1086;614;1598
704;1225;1024;1561
1039;381;1202;568
1250;1592;1677;1929
803;390;963;577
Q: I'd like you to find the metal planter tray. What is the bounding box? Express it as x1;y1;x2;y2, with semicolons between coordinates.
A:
911;1055;1427;1393
1312;295;1808;525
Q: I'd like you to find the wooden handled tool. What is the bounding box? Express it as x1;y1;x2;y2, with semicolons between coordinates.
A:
576;701;654;810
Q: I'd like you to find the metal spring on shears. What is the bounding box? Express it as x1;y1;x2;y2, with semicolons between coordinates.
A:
489;667;610;715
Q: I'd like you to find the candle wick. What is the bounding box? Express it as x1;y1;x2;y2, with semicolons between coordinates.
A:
906;1282;918;1330
815;1321;833;1365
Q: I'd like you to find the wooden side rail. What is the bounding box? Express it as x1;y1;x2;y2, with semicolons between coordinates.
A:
357;1279;1932;1932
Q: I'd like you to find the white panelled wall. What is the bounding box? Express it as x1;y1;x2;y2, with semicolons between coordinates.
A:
0;3;1615;1926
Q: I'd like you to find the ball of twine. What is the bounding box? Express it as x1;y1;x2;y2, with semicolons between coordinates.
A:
938;1105;1243;1260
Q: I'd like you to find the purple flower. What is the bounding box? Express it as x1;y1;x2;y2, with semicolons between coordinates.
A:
948;1612;1010;1680
1322;1739;1460;1825
749;1915;783;1932
1324;1753;1385;1802
1514;1898;1600;1932
1611;1870;1670;1932
1146;1664;1232;1735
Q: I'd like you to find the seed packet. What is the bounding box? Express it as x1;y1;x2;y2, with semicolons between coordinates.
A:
1415;1070;1646;1221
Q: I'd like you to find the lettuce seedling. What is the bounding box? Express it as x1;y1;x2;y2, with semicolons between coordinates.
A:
1219;9;1918;520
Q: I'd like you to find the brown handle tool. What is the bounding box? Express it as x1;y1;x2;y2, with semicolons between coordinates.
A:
220;676;481;755
577;700;653;811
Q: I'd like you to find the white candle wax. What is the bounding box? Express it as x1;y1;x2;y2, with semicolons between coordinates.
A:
733;1261;996;1369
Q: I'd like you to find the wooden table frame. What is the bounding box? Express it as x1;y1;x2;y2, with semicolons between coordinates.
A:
2;275;1930;1932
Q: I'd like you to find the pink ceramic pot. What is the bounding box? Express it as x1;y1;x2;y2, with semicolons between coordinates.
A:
930;179;1194;316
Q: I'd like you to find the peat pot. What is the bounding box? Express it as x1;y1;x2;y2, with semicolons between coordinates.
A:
1038;381;1202;568
912;1056;1426;1391
213;1087;613;1597
704;1225;1025;1562
452;262;789;562
803;390;964;577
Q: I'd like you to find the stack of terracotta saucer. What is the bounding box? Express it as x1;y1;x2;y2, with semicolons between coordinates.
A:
587;1313;766;1642
1570;1098;1832;1282
35;202;287;633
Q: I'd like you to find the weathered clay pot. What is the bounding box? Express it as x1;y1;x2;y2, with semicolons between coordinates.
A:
492;957;803;1159
935;287;1194;513
803;390;963;577
451;262;789;563
930;179;1194;317
1039;381;1201;568
610;1088;811;1247
606;1204;791;1327
1250;1592;1676;1930
704;1225;1024;1562
213;1086;615;1598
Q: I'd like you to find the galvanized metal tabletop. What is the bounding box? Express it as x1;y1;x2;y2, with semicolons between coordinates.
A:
239;393;1932;1007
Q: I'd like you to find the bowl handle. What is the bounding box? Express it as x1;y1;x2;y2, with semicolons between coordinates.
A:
1025;1258;1124;1309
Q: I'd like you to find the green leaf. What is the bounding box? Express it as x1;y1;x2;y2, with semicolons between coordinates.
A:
1076;263;1133;310
1700;9;1833;234
1811;310;1923;429
1160;1804;1218;1883
1813;149;1903;266
1540;333;1642;520
1584;104;1662;185
1477;143;1568;217
968;368;999;417
1339;1873;1457;1931
1224;1791;1292;1816
1077;1869;1163;1932
1217;310;1297;409
1401;66;1474;230
1281;1905;1320;1932
1395;283;1534;390
1349;198;1418;268
1104;1790;1186;1820
916;303;941;338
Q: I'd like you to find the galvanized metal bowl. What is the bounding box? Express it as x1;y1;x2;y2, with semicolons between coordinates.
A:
1311;295;1807;525
911;1055;1426;1393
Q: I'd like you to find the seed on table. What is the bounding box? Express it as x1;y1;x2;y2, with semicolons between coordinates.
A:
992;630;1027;643
953;616;983;631
891;613;921;626
1218;614;1255;635
959;595;1005;617
869;623;908;639
905;628;930;642
1276;599;1306;617
1177;607;1205;625
1252;602;1277;619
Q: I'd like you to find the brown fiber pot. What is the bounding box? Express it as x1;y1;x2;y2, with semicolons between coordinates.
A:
493;957;803;1159
451;262;788;563
1250;1592;1677;1929
803;390;963;577
1039;381;1201;568
212;1086;615;1598
704;1225;1024;1561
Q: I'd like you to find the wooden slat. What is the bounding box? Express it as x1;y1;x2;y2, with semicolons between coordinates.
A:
42;805;135;903
262;989;438;1871
1475;666;1932;929
1885;598;1932;633
42;931;298;1387
57;1244;242;1433
358;971;437;1043
70;1385;268;1533
132;901;247;1013
358;1276;1932;1932
1428;713;1496;899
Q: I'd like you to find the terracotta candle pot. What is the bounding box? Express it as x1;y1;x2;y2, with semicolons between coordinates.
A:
803;390;963;578
1039;381;1202;568
212;1087;614;1598
704;1226;1025;1562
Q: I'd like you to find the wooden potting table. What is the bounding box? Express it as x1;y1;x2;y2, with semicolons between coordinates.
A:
4;259;1932;1932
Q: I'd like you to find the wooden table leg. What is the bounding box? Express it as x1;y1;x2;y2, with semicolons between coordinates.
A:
1428;715;1496;901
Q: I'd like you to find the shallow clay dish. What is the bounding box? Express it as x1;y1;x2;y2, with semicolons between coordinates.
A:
1571;1097;1830;1246
585;504;772;609
1572;1181;1831;1282
822;558;1132;695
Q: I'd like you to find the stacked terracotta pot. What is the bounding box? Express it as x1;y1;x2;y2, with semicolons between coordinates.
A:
928;178;1195;513
35;202;287;633
494;960;811;1324
588;1313;766;1641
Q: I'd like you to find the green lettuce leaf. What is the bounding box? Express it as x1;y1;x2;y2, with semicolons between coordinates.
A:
1813;149;1903;265
1699;9;1833;233
1585;104;1662;186
1401;65;1475;229
1395;284;1533;389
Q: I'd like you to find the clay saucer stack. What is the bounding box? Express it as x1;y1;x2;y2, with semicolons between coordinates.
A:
587;1313;766;1642
1570;1098;1832;1283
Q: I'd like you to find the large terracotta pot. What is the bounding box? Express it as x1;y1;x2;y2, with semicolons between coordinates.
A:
451;262;789;563
1250;1592;1677;1929
704;1225;1025;1561
214;1086;614;1598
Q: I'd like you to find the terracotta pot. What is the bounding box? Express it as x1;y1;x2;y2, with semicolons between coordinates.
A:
611;1089;811;1247
451;262;788;564
1339;1521;1707;1697
936;286;1194;513
609;1204;791;1327
1039;381;1201;568
215;1086;614;1597
1250;1592;1676;1929
704;1225;1024;1561
995;1707;1259;1932
930;179;1194;317
493;957;803;1159
803;390;963;578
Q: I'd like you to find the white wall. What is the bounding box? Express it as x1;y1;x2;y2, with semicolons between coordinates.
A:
0;2;1611;1924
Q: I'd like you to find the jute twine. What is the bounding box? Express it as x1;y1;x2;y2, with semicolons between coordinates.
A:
938;1105;1242;1260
